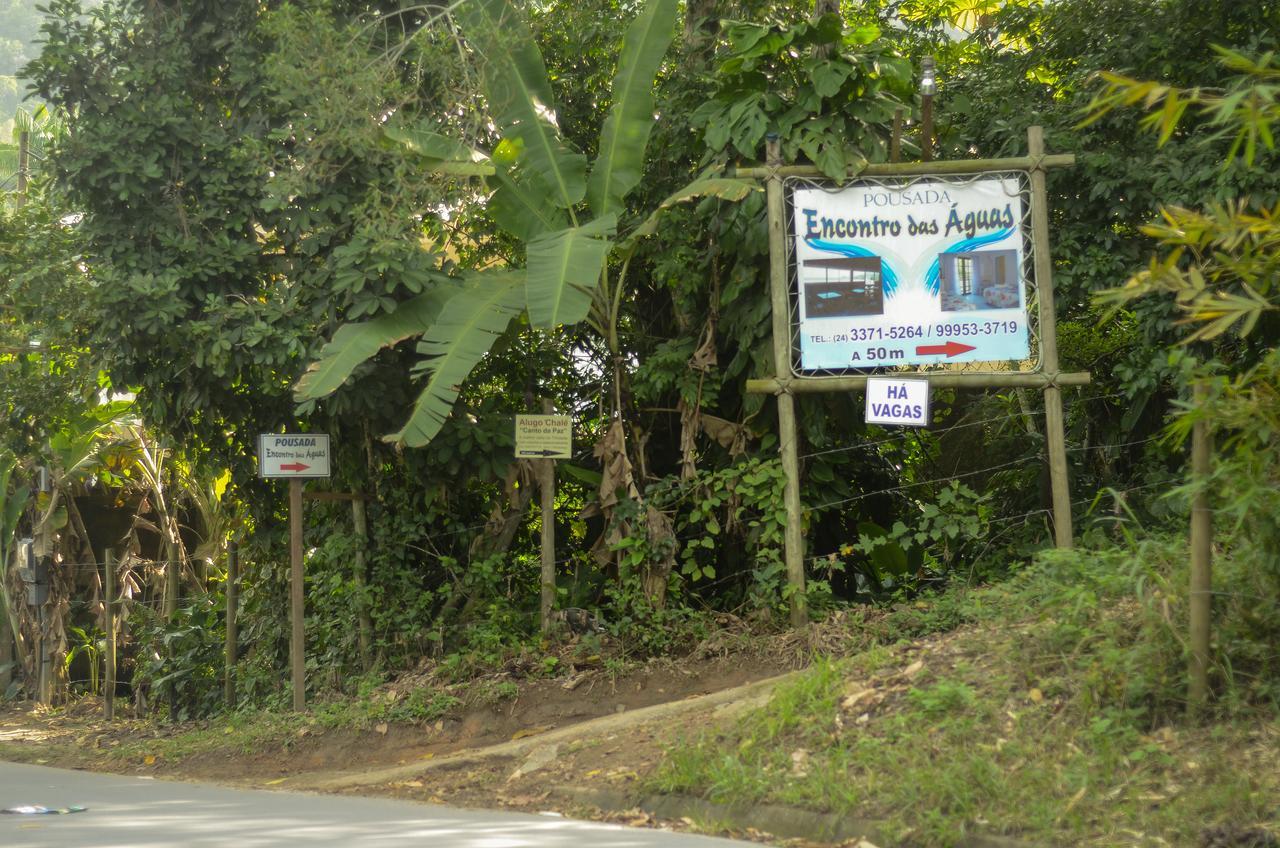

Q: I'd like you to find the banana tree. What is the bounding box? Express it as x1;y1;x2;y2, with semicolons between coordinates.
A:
295;0;757;448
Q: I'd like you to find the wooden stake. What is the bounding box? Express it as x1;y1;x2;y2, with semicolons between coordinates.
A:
1188;380;1213;716
766;136;808;628
289;479;305;710
538;459;556;635
224;540;238;709
0;599;11;696
1027;126;1074;549
351;500;373;671
104;549;116;721
539;399;557;635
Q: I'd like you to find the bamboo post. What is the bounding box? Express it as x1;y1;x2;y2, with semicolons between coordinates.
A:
1188;380;1213;715
350;500;374;671
224;540;238;708
104;549;116;721
765;135;808;628
289;479;306;710
1027;126;1074;549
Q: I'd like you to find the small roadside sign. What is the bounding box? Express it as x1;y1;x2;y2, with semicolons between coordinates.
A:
258;434;331;478
515;415;572;459
865;378;930;427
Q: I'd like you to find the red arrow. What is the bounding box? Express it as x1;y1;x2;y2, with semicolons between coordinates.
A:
280;462;310;472
915;341;977;357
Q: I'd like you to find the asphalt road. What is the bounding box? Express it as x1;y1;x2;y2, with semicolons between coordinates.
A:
0;761;753;848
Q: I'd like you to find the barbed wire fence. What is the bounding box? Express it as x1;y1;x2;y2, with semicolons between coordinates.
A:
46;385;1178;704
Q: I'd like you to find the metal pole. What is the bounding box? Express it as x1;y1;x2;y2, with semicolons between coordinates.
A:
765;135;808;628
290;479;306;711
1188;380;1213;715
104;549;116;721
1027;126;1074;549
224;540;238;709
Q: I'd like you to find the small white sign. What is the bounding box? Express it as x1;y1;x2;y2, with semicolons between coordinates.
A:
865;378;930;427
515;415;572;459
258;434;331;478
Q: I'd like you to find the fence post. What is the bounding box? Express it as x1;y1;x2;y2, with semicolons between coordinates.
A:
350;501;374;672
1027;126;1074;549
224;540;238;709
765;134;808;628
104;549;116;720
1188;380;1213;715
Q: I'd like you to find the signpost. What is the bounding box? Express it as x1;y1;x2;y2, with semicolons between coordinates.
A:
258;434;331;478
741;127;1090;626
258;433;331;710
514;415;572;459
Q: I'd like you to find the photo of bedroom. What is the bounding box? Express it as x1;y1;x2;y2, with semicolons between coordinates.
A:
802;256;885;318
938;249;1020;312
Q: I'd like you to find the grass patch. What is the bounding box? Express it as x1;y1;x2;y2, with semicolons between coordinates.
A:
650;535;1280;847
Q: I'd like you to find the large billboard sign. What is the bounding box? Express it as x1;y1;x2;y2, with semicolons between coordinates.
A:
792;177;1031;371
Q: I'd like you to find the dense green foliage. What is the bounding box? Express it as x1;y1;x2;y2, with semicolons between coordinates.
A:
0;0;1276;717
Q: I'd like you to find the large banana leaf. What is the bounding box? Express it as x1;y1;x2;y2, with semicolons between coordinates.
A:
386;272;525;447
489;167;568;241
384;123;495;177
525;214;617;329
295;284;462;401
618;177;761;255
457;0;587;210
585;0;679;218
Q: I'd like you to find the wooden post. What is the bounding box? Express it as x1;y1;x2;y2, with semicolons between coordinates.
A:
289;479;305;710
1027;126;1074;549
0;600;11;696
1188;380;1213;715
350;500;374;671
224;540;238;709
104;549;116;720
538;400;557;636
538;459;556;635
765;135;808;628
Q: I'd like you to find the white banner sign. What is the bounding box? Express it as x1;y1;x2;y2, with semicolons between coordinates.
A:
792;177;1030;371
865;378;930;427
258;434;331;478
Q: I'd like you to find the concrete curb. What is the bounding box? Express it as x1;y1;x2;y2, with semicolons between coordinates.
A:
556;786;1039;848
